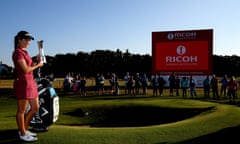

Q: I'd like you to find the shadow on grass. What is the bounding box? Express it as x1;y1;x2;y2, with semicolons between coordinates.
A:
65;106;214;127
0;129;20;144
1;126;239;144
0;129;42;144
170;125;240;144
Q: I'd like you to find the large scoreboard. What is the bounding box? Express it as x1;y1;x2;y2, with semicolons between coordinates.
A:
152;29;213;76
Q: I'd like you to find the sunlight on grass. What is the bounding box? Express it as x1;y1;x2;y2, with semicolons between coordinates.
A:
0;95;240;144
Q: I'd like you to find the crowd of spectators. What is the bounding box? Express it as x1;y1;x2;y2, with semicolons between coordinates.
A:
61;72;238;102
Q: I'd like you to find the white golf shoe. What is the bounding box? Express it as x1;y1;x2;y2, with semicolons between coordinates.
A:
18;130;37;137
19;134;38;142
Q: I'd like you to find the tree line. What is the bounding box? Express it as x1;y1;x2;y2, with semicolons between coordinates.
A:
39;49;240;78
1;49;240;79
42;49;151;78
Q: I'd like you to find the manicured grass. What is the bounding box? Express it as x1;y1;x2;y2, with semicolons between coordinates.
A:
0;94;240;144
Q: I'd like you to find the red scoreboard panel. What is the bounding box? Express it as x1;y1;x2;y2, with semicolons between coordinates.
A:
152;29;213;75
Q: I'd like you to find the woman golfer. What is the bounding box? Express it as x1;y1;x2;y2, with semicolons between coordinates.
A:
12;30;44;142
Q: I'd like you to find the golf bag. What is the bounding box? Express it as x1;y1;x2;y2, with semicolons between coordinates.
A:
26;78;60;132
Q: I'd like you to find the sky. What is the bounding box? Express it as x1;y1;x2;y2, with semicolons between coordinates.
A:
0;0;240;66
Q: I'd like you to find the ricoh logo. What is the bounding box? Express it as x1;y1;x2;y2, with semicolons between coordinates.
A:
176;45;186;55
166;45;198;63
167;32;197;40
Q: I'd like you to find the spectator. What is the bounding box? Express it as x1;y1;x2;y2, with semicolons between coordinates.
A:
211;74;219;100
72;73;81;94
80;76;87;96
124;72;130;95
95;73;100;95
158;74;165;96
181;76;188;98
110;73;118;95
203;76;211;99
114;78;119;96
175;76;181;96
134;73;141;95
98;74;105;95
141;74;148;95
63;72;73;94
220;74;228;97
189;75;197;98
151;74;159;96
168;72;175;96
128;75;135;96
227;76;237;102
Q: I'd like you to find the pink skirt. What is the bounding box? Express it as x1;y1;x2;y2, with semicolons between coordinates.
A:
13;77;38;99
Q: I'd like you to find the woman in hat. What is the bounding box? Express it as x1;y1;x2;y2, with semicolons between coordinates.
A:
12;30;44;142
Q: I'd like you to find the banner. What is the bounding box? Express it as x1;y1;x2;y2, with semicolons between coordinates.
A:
152;29;213;75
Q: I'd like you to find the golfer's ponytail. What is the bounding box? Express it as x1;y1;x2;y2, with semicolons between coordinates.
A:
14;35;19;50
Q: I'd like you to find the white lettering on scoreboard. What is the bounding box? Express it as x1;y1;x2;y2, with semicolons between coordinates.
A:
166;56;198;63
